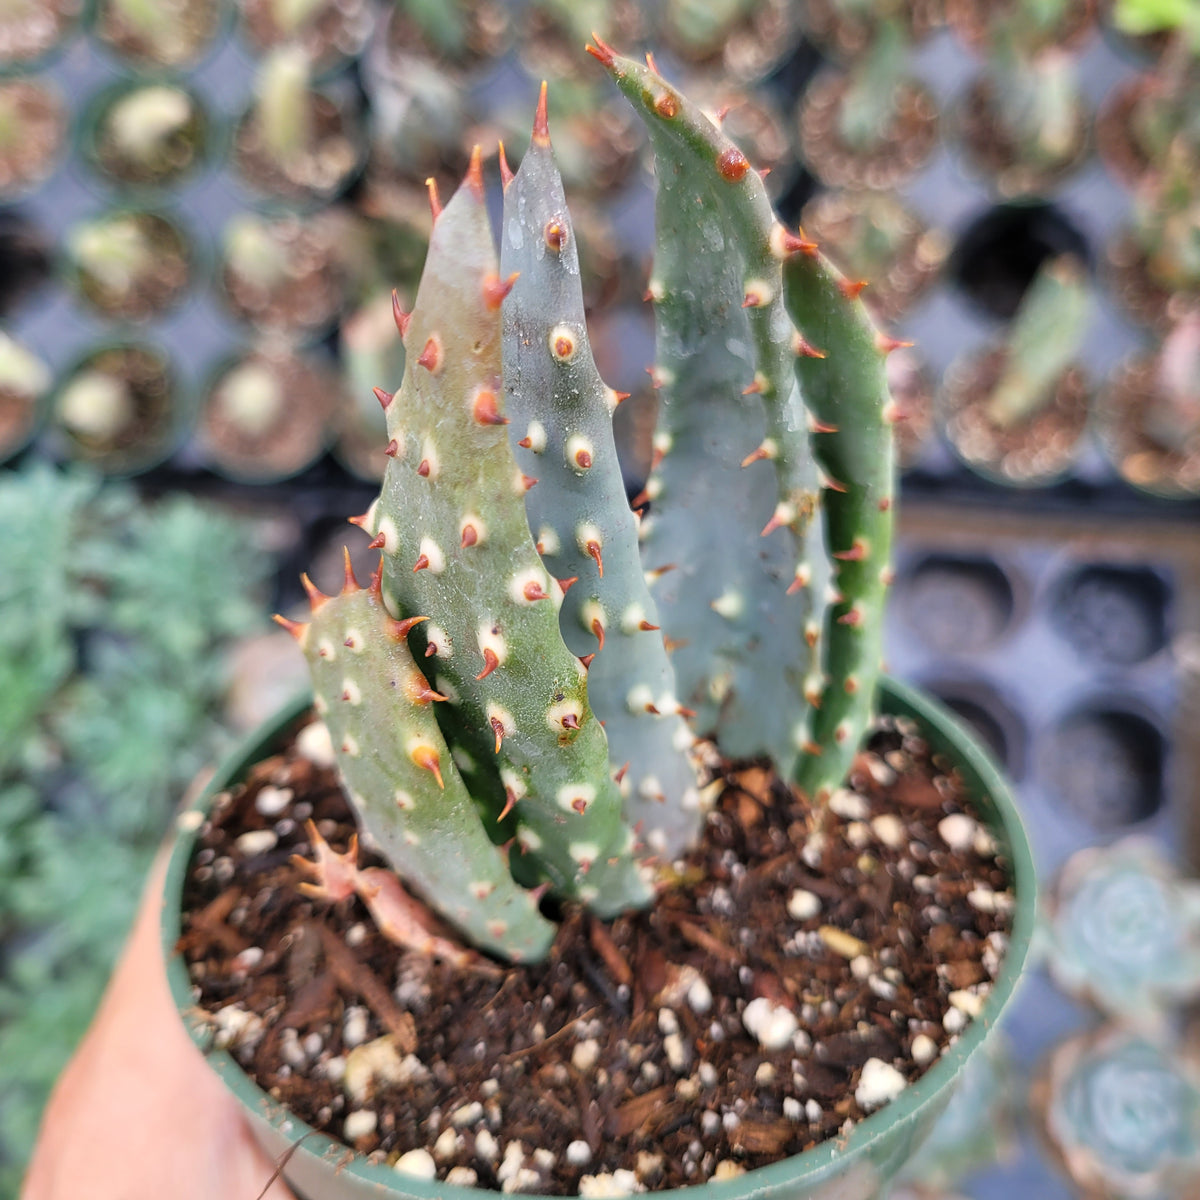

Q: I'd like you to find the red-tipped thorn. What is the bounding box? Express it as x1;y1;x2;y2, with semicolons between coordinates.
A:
497;141;514;189
464;144;484;197
876;333;914;355
461;524;478;548
809;418;839;434
760;509;790;537
413;554;430;572
367;532;385;550
490;716;505;753
498;788;518;821
417;459;431;477
591;617;606;651
823;474;848;494
532;80;550;145
663;635;688;652
348;510;370;529
369;559;384;593
741;379;763;395
585;540;604;577
677;705;697;719
476;648;500;680
341;547;361;591
273;613;308;641
518;436;533;448
389;615;428;641
794;335;826;359
611;389;630;405
520;474;538;492
523;581;551;602
373;386;393;410
629;487;650;510
780;229;819;256
557;576;578;596
758;166;772;179
411;745;444;789
644;702;661;714
832;542;867;562
483;273;519;311
585;32;616;67
473;388;509;424
713;104;731;124
741;445;770;466
579;653;595;670
384;439;400;457
425;177;442;220
561;713;581;731
837;608;864;627
638;620;660;632
838;278;868;301
717;146;750;182
300;573;328;612
391;290;411;340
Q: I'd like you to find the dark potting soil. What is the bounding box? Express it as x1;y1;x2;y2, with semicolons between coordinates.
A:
957;78;1089;199
233;97;361;205
0;80;66;196
180;713;1015;1194
1105;229;1180;331
799;75;939;192
940;345;1090;485
75;213;192;322
801;0;941;62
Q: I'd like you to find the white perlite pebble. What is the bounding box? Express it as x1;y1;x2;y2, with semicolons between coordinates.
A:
783;1097;802;1120
742;997;799;1050
296;721;335;766
212;1004;263;1050
474;1129;499;1162
447;1167;479;1187
943;1006;968;1034
658;1008;680;1035
701;1111;721;1136
394;1148;437;1179
870;814;905;849
805;1099;822;1123
572;1038;601;1072
949;989;986;1018
967;886;997;913
850;955;874;981
342;1109;377;1140
497;1140;528;1184
434;1128;460;1159
854;1058;908;1111
801;832;826;868
255;785;293;816
579;1169;644;1197
451;1101;484;1127
235;829;278;857
911;1034;938;1065
937;814;978;852
829;788;870;821
664;1034;688;1072
787;889;821;921
567;1140;593;1166
343;1038;426;1104
713;1161;746;1180
342;1006;369;1048
687;976;713;1014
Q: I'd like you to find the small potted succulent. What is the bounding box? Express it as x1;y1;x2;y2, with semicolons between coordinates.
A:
0;0;82;69
82;79;211;192
233;43;366;207
64;208;195;322
939;254;1093;486
235;0;373;77
164;47;1033;1200
0;330;52;463
798;18;940;190
0;76;67;199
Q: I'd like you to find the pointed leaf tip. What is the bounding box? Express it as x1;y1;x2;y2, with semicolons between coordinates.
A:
367;532;386;550
482;273;519;311
497;141;514;190
465;144;484;197
532;80;550;145
838;278;869;301
476;647;500;679
410;744;444;789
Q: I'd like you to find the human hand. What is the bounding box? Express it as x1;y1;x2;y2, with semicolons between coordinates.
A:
22;851;296;1200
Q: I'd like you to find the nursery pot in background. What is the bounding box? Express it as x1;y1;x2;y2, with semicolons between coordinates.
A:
162;677;1036;1200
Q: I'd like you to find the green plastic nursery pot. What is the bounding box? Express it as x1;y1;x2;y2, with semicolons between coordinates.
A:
163;676;1036;1200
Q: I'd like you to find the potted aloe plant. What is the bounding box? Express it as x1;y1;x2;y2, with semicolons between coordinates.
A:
163;45;1034;1200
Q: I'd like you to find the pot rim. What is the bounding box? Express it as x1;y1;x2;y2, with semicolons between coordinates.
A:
163;675;1037;1199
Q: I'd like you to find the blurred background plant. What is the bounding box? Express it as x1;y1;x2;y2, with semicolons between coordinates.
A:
0;464;270;1193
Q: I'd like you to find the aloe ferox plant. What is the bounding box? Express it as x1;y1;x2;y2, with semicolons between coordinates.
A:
275;42;900;964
